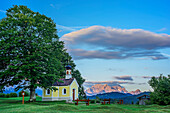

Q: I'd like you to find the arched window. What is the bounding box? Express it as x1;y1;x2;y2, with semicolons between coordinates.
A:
62;88;66;95
46;89;50;95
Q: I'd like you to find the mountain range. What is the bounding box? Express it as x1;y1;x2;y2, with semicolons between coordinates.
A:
85;84;141;96
87;91;151;104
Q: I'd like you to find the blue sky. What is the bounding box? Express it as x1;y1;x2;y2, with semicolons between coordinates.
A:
0;0;170;92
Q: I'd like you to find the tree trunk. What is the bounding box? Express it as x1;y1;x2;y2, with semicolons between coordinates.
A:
29;87;36;102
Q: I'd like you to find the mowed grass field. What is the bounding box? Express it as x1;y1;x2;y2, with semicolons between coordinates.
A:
0;97;170;113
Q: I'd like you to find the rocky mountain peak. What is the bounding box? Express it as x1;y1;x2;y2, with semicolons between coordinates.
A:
85;84;142;96
85;84;129;96
129;89;141;95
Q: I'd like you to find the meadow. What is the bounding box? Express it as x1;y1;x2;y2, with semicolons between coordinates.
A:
0;97;169;113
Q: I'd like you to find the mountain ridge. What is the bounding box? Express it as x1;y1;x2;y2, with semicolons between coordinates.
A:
85;84;141;96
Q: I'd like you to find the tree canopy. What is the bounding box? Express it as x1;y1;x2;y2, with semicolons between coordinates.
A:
148;74;170;105
0;5;85;101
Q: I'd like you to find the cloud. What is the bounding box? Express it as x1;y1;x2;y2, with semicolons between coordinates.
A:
61;26;170;60
67;48;168;60
143;76;152;79
56;24;87;32
50;4;55;8
157;28;167;32
0;10;6;13
113;75;133;81
142;76;158;79
50;3;63;9
161;53;170;57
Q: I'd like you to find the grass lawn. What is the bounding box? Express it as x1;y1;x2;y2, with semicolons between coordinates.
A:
0;97;169;113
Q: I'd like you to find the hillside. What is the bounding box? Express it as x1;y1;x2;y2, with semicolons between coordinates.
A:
87;92;132;99
87;91;151;104
118;92;151;104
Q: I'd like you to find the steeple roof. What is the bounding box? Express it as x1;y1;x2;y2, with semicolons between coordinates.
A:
66;65;72;70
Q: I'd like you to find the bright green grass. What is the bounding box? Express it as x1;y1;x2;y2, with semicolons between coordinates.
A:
0;97;169;113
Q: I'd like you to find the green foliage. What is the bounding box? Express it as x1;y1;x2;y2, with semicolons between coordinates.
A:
0;5;85;101
131;101;134;104
5;94;10;98
9;93;17;97
96;96;100;100
95;96;101;103
148;74;170;105
145;100;152;105
90;99;96;104
96;100;101;103
136;101;139;105
0;5;75;101
0;5;64;90
19;91;29;97
0;93;6;97
78;86;86;99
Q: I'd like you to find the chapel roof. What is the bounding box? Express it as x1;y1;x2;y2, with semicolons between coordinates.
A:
137;94;150;99
53;78;74;86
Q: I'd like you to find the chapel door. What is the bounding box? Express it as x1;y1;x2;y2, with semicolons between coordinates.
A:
73;89;75;101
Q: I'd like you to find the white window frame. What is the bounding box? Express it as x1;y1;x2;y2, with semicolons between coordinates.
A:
62;88;66;95
46;89;50;95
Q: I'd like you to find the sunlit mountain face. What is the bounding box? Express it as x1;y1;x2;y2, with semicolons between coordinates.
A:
85;84;141;96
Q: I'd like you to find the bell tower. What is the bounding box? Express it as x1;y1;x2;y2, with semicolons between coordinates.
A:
65;65;72;79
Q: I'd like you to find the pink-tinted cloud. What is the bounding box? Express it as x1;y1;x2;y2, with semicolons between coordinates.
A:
61;26;170;60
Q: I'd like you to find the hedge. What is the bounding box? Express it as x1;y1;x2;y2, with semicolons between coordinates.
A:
5;94;10;98
10;93;17;97
0;93;6;97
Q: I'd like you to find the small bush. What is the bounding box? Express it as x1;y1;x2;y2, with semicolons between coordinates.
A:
136;101;139;105
145;100;152;105
0;93;6;97
19;91;29;97
131;101;134;104
10;93;17;97
5;94;10;98
90;99;96;104
96;100;100;103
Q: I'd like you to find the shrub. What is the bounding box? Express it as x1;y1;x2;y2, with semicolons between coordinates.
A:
5;94;10;98
136;101;139;105
90;99;96;104
10;93;17;97
0;93;6;97
145;100;152;105
131;101;134;104
96;100;100;103
19;91;29;97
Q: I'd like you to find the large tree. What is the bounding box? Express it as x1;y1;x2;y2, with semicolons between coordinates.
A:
0;5;67;101
148;74;170;105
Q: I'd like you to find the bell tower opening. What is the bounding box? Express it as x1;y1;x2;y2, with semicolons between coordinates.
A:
65;65;72;79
